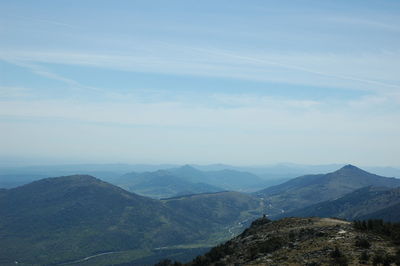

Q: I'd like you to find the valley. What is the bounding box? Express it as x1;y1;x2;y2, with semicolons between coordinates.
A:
0;164;399;265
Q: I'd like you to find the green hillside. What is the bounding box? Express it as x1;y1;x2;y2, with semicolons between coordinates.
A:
358;202;400;222
0;175;263;265
114;165;264;199
256;165;400;217
279;186;400;221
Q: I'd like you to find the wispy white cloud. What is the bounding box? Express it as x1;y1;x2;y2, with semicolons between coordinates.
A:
2;58;107;94
347;91;400;110
0;86;32;98
2;46;400;94
0;87;398;131
210;93;321;110
325;16;400;32
191;47;400;91
8;59;81;87
4;14;81;29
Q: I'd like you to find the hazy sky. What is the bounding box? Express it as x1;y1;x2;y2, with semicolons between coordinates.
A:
1;0;399;166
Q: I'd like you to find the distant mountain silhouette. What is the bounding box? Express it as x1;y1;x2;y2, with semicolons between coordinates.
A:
168;165;265;191
255;165;400;217
116;169;223;199
116;165;264;198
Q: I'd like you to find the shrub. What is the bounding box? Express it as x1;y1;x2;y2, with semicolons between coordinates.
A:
330;246;342;258
155;259;183;266
192;255;210;266
355;237;371;249
306;262;321;266
354;219;400;246
258;236;284;253
330;246;348;266
155;259;173;266
359;251;369;263
251;216;271;227
372;252;395;266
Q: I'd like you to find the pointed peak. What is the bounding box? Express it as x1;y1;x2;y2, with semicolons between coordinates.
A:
341;164;359;170
179;164;197;170
335;164;366;173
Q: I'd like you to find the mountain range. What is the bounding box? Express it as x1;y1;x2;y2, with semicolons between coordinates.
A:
3;162;399;190
1;164;400;265
256;164;400;217
115;165;266;198
115;169;223;199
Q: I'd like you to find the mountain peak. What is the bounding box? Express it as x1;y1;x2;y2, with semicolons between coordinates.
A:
174;165;202;173
180;164;196;170
331;164;373;177
337;164;363;172
342;164;358;169
44;174;101;185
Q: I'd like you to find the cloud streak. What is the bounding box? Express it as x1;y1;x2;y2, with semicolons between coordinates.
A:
2;45;400;95
2;58;108;94
325;16;400;32
190;47;400;91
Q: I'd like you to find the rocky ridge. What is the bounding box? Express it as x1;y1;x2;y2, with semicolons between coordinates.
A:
185;217;399;265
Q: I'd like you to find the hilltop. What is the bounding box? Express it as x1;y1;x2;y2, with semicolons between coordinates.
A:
181;217;400;265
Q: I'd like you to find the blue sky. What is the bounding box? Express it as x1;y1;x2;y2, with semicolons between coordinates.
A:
1;0;399;166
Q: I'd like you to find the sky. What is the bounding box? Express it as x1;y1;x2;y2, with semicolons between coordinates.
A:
0;0;399;166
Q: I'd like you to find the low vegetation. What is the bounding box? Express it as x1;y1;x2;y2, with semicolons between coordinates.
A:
353;219;400;245
160;217;400;265
354;219;400;265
